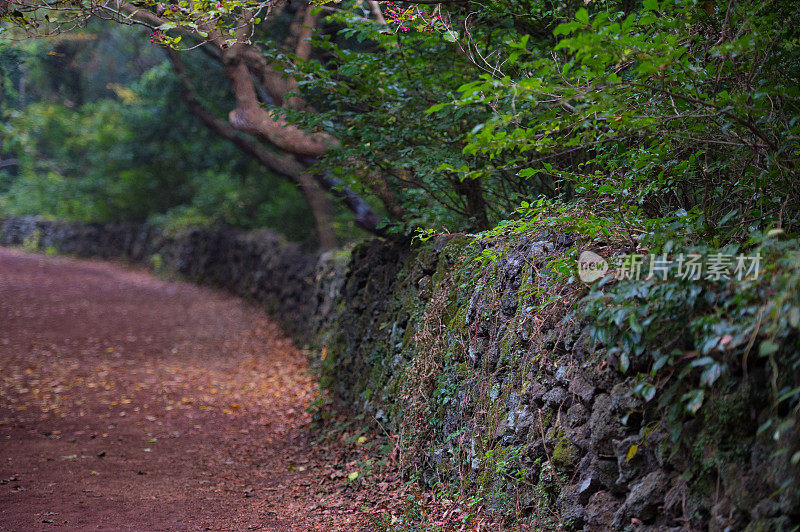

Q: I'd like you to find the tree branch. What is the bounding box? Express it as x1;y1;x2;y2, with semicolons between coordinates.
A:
165;49;384;236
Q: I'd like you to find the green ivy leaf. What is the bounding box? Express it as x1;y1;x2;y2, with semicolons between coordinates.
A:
619;352;630;373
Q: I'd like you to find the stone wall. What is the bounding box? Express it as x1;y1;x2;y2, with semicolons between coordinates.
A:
318;234;797;530
0;216;327;338
1;216;796;530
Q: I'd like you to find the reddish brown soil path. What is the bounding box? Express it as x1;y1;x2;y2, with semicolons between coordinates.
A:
0;248;371;531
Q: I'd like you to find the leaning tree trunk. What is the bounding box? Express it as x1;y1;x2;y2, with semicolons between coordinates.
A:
165;48;339;248
124;1;392;238
296;171;337;249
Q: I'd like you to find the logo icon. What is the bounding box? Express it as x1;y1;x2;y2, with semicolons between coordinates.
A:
577;250;608;283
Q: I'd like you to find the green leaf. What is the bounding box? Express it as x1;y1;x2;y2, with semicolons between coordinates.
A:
628;313;643;335
639;14;657;26
519;168;542;178
553;21;581;36
652;354;670;372
643;0;659;11
759;341;779;357
700;363;723;387
425;103;448;115
575;8;589;24
641;384;656;402
619;352;630;373
789;307;800;328
683;389;705;414
776;385;800;404
757;419;773;436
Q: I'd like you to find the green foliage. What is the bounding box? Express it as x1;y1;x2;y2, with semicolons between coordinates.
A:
20;228;41;252
279;0;800;243
439;0;799;240
0;30;321;243
286;4;569;233
581;232;800;454
403;1;800;474
6;1;798;240
0;0;272;48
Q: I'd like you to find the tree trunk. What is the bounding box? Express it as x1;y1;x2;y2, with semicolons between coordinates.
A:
296;171;338;249
455;177;489;230
130;4;397;237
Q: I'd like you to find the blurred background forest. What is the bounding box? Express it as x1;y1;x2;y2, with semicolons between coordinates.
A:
0;20;342;246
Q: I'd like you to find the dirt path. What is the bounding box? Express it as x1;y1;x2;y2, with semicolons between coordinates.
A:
0;248;371;531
